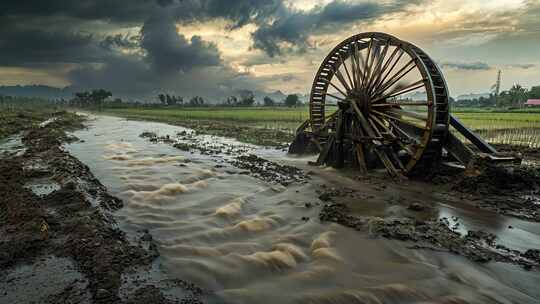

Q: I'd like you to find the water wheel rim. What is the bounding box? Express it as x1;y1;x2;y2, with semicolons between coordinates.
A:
309;32;449;174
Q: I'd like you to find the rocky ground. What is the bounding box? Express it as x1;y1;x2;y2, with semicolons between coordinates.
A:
0;111;204;304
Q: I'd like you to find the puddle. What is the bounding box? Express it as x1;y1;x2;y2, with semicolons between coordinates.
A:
0;135;26;157
24;178;61;196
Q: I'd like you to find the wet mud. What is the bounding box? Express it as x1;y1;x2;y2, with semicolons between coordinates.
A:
139;131;309;186
0;112;203;304
431;162;540;221
319;202;539;270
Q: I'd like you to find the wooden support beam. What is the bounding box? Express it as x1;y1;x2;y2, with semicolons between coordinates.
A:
449;115;497;154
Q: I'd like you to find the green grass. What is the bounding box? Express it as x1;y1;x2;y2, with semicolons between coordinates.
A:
100;106;540;148
103;107;309;123
102;106;540;129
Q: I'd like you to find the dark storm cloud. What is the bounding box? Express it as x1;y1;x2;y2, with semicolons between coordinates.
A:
0;0;432;99
171;0;285;28
251;0;418;57
0;25;102;66
100;34;140;51
141;12;221;73
0;0;162;24
66;11;240;99
440;62;491;71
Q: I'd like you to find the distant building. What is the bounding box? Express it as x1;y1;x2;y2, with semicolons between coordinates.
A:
525;99;540;107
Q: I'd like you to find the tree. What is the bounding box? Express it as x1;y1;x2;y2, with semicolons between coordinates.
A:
528;86;540;99
507;84;528;107
263;96;275;107
174;96;184;106
226;96;237;106
189;96;204;106
239;90;255;106
90;89;112;108
158;94;166;105
166;94;177;106
74;91;91;106
284;94;299;107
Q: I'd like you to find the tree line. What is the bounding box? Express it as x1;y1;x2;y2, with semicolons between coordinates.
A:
455;84;540;108
155;91;302;107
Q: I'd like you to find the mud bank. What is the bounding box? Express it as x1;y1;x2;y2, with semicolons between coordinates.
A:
0;112;203;304
102;111;293;148
320;202;540;270
139;131;309;186
432;162;540;222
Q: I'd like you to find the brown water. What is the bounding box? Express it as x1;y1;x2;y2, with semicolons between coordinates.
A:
65;115;540;304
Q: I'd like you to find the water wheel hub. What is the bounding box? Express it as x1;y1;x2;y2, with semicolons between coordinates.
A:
350;89;371;117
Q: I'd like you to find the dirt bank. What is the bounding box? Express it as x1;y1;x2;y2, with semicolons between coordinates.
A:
140;131;310;186
430;162;540;222
105;111;293;148
0;109;60;140
318;190;540;270
0;111;204;304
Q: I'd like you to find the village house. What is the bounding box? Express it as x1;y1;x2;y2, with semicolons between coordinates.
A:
525;99;540;107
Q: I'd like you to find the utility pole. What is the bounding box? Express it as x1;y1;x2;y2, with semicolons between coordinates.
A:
491;70;501;106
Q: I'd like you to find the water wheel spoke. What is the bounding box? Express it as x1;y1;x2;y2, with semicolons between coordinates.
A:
352;41;365;88
333;66;352;93
371;115;413;162
371;101;429;107
370;48;404;96
372;59;417;99
366;40;390;92
371;109;427;130
371;79;426;103
324;92;347;102
370;45;401;94
369;115;392;136
321;78;348;98
386;108;428;122
338;51;355;92
349;46;361;90
362;39;374;88
367;117;382;137
387;120;422;145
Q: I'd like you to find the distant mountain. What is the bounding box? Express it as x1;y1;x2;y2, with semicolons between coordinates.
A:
402;91;427;101
456;93;491;101
252;90;288;104
0;85;75;99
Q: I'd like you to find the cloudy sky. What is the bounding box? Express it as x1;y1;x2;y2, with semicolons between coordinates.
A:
0;0;538;99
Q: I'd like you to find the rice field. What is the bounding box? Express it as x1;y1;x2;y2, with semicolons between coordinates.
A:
102;106;540;148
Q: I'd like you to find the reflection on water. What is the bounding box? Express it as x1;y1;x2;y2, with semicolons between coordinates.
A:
65;115;540;304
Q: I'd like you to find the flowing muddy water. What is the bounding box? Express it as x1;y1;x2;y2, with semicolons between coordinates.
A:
65;115;540;304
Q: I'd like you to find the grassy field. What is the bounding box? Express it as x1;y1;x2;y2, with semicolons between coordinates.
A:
100;106;540;148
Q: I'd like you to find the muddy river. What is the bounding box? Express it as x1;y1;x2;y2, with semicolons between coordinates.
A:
64;114;539;304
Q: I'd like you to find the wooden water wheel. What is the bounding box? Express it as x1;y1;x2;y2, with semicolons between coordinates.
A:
290;32;521;177
290;32;451;177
